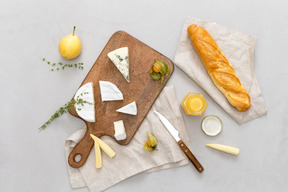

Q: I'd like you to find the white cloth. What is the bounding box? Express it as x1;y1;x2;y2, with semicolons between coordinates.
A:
65;86;193;192
174;17;267;124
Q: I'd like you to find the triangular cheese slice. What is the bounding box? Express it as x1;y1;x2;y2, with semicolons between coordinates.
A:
74;82;95;122
116;101;137;115
99;81;123;101
107;47;130;82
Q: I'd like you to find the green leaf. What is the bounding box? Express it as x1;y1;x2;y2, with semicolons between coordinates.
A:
41;58;84;71
38;92;92;131
150;71;161;80
149;60;170;83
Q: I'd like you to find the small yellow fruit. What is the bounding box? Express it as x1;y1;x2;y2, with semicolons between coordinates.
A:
59;26;82;59
143;132;157;152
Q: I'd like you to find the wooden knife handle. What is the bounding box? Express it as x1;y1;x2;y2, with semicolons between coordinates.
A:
178;140;204;173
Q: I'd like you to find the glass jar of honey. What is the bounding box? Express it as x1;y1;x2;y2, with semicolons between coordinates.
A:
181;93;208;116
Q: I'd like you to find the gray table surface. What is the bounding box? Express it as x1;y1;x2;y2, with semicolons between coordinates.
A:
1;0;287;191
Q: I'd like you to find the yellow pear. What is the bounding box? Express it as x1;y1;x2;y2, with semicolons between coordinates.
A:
59;26;82;59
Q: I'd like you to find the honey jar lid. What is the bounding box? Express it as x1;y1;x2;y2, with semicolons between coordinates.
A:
201;115;223;136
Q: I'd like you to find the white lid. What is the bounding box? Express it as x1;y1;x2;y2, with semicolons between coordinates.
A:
201;115;222;136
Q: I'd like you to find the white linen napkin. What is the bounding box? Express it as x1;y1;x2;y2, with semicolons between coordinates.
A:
65;86;193;192
174;17;267;124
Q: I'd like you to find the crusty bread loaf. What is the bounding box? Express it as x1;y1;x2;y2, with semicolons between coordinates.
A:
187;24;250;111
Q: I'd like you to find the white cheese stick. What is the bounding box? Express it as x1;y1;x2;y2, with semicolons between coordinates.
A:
206;144;239;155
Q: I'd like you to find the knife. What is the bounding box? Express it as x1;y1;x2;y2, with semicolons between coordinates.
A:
154;110;204;173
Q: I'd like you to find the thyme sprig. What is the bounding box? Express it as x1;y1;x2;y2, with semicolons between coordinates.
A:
42;57;84;71
39;92;92;132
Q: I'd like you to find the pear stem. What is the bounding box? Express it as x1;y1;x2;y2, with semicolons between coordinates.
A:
73;26;76;36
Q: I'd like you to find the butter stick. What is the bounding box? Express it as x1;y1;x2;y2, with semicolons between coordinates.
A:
206;144;239;155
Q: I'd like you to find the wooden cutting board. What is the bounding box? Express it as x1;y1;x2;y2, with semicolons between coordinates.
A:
68;31;174;168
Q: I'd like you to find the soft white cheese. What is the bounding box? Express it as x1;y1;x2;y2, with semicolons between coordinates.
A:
99;81;123;101
107;47;130;82
113;120;126;141
116;101;137;115
74;82;95;122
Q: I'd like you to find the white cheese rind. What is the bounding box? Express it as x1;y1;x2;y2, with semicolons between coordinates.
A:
107;47;130;82
74;82;95;122
116;101;137;115
99;81;124;101
113;120;126;141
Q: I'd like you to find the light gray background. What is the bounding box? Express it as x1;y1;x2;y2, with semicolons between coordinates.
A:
0;0;287;191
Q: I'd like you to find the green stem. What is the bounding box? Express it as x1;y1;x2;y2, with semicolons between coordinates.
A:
42;58;84;71
73;26;76;36
39;95;92;131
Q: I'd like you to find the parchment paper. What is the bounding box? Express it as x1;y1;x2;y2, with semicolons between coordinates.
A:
174;17;267;124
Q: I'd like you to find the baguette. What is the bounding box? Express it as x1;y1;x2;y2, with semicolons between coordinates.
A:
187;24;251;111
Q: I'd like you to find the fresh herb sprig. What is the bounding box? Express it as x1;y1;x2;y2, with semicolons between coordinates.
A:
39;92;92;132
42;57;84;71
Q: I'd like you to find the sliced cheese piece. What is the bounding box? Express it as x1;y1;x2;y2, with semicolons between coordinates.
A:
90;134;102;168
116;101;137;115
114;120;126;141
206;144;240;155
99;81;123;101
90;134;116;158
74;82;95;122
107;47;130;82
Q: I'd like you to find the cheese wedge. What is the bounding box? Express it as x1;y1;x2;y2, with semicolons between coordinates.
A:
116;101;137;115
99;81;123;101
74;82;95;122
206;144;239;155
114;120;126;140
107;47;130;82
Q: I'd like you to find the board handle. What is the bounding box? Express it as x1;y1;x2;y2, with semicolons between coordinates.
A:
68;131;94;168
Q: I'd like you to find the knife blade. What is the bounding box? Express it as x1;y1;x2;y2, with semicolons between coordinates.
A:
154;110;204;173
